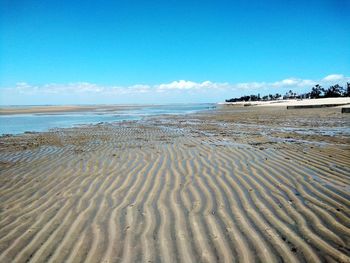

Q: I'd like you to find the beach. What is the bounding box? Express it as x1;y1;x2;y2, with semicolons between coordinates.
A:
221;97;350;108
0;105;349;262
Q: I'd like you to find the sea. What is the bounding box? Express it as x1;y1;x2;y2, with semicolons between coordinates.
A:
0;104;215;135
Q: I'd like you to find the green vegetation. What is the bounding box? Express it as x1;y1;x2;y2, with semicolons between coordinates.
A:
226;82;350;102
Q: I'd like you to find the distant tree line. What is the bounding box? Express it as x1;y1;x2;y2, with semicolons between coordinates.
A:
226;82;350;103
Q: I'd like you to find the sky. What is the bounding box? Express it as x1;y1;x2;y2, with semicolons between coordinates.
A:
0;0;349;105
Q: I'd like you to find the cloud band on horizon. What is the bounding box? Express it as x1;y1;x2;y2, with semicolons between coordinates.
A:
1;74;349;105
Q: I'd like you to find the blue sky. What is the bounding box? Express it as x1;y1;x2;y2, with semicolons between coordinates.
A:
0;0;349;104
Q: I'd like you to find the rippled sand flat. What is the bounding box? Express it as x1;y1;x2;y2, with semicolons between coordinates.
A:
0;107;349;262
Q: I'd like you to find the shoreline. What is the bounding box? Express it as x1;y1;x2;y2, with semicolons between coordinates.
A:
220;97;350;108
0;103;215;115
0;104;215;135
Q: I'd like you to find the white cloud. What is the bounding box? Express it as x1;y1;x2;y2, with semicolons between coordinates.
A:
235;82;266;89
322;74;344;81
1;74;348;105
105;84;151;95
156;80;229;91
270;78;317;88
232;75;349;91
234;78;315;90
158;80;199;90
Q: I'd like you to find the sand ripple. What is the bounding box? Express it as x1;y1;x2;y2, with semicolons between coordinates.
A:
0;117;349;262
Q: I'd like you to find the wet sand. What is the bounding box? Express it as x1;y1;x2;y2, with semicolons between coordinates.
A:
0;105;157;115
0;106;97;115
0;106;349;262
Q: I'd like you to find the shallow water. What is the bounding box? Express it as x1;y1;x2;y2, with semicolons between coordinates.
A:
0;104;214;135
